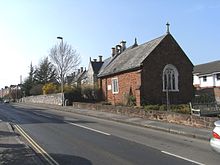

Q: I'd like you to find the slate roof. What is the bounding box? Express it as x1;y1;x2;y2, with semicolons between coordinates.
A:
91;61;104;74
98;34;167;77
98;57;111;74
193;60;220;75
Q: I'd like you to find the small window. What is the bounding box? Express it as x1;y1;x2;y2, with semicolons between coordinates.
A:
203;76;207;82
217;74;220;80
112;78;119;94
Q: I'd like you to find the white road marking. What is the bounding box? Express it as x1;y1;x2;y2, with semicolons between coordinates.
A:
67;122;111;136
14;124;59;165
161;151;205;165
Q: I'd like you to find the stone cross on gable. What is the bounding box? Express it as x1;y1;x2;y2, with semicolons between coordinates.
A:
166;22;170;34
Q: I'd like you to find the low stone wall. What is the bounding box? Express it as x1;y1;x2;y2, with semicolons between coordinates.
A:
22;93;62;105
72;102;219;129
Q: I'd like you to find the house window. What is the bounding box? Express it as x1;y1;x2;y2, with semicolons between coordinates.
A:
217;74;220;81
163;64;179;91
112;78;119;94
203;76;207;82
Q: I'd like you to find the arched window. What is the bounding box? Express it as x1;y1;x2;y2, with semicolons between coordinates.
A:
163;64;179;91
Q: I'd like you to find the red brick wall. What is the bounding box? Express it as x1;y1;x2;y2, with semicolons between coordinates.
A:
214;88;220;103
100;70;141;106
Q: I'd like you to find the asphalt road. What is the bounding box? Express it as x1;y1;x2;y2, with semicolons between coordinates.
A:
0;103;219;165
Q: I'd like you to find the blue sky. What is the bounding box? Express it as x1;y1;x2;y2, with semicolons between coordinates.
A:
0;0;219;88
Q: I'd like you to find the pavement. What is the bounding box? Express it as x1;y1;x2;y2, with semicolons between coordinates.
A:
0;102;215;164
0;120;42;164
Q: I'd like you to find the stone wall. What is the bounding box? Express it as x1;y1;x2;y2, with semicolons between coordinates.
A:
22;93;62;105
72;102;218;129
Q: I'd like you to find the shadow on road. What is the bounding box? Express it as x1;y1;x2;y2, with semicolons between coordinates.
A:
39;153;93;165
0;104;96;126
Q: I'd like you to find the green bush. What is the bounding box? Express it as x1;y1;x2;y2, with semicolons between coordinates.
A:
127;95;136;106
170;104;190;114
144;104;190;114
81;85;100;101
144;105;160;111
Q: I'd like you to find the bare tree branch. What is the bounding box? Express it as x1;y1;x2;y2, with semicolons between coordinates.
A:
49;42;80;83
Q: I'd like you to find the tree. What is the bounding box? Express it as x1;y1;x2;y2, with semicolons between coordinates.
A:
49;41;80;86
34;57;57;85
29;84;44;95
22;62;35;96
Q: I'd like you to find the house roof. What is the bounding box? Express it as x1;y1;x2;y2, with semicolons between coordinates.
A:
98;57;111;74
98;34;167;77
193;60;220;75
91;61;104;74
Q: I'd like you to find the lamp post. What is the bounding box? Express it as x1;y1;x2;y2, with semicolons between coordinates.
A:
57;36;64;106
165;68;172;111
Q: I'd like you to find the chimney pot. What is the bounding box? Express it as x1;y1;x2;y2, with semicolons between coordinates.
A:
120;40;126;51
93;59;97;62
81;67;83;72
116;45;122;55
99;55;102;62
111;47;116;57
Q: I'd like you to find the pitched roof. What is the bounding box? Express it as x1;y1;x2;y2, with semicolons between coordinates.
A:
98;57;111;74
91;61;104;74
193;60;220;75
98;34;167;77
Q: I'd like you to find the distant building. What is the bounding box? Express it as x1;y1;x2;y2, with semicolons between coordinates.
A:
86;56;104;87
193;60;220;88
193;60;220;103
66;67;87;87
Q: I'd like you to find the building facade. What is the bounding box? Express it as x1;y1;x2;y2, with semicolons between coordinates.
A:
98;32;193;106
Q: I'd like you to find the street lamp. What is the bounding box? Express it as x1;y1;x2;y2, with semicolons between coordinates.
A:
57;36;64;106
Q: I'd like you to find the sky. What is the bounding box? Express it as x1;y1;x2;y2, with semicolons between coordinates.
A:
0;0;220;88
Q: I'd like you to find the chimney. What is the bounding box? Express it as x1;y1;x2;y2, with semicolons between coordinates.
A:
120;40;126;51
99;55;102;62
81;67;83;72
111;47;116;57
116;44;122;55
78;69;80;74
93;59;97;62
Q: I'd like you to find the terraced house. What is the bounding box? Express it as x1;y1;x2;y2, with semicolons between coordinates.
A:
98;27;193;106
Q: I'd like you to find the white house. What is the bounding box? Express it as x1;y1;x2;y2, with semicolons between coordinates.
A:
193;60;220;104
193;60;220;88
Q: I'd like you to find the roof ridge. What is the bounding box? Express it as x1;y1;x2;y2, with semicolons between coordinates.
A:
195;60;220;66
98;34;168;77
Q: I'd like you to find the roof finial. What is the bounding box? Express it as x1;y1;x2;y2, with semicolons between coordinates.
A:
132;37;138;48
135;38;137;45
166;22;170;34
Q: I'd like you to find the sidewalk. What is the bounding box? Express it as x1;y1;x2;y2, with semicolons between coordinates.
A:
63;106;212;141
23;103;213;141
0;120;42;165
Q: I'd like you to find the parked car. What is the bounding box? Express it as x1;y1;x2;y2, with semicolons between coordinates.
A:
4;99;9;103
210;120;220;153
